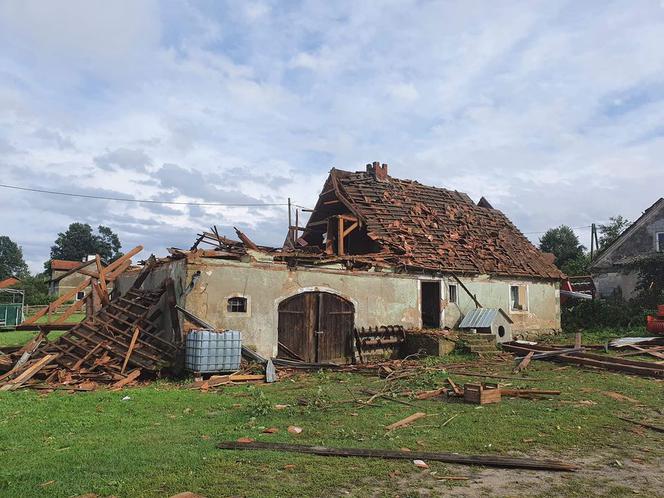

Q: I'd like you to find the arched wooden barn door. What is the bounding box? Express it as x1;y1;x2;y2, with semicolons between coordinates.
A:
278;292;354;363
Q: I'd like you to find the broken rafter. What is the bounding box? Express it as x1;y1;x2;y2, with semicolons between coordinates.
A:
233;227;259;251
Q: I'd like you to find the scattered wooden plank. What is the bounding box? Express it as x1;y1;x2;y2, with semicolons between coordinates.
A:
602;391;640;403
513;351;534;373
385;412;426;430
415;388;447;400
444;370;547;381
446;378;462;396
0;354;58;391
121;327;141;374
502;343;664;378
617;416;664;434
110;369;141;390
501;389;560;397
216;441;580;472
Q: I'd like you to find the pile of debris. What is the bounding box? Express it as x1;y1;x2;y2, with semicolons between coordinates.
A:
0;268;182;391
502;341;664;378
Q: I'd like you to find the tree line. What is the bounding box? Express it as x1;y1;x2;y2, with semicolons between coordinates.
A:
0;223;123;305
538;216;630;276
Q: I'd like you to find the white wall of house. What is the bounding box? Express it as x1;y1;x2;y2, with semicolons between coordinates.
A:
179;258;560;358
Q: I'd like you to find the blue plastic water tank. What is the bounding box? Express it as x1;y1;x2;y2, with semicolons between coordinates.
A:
185;329;242;373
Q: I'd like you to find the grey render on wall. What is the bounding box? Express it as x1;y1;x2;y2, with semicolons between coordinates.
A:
590;198;664;299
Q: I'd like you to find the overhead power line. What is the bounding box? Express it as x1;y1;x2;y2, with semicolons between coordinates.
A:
0;182;606;234
522;225;593;235
0;183;307;208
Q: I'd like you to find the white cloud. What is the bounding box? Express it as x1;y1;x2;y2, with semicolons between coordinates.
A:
1;0;664;271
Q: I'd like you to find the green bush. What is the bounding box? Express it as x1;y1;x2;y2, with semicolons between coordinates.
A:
561;298;649;331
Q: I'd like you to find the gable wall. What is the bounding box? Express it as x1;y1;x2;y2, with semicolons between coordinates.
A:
592;201;664;299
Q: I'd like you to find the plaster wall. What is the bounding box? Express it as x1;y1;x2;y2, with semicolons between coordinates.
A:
181;259;560;358
442;275;560;338
594;270;640;300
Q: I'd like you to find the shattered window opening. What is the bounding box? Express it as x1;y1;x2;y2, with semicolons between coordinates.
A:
510;285;528;312
227;296;247;313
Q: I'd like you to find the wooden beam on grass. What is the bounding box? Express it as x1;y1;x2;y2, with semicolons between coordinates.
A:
513;351;534;373
216;441;580;472
617;416;664;434
385;412;426;431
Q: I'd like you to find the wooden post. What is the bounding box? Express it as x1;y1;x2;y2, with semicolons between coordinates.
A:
575;332;582;349
338;216;344;255
287;197;293;249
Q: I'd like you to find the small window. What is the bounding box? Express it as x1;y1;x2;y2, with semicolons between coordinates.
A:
227;296;247;313
448;284;458;304
76;291;85;300
657;232;664;252
510;285;528;311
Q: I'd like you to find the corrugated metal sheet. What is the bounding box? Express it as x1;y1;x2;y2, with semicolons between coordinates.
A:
459;308;499;329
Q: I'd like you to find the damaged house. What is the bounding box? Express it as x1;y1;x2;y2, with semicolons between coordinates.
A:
117;162;564;362
590;198;664;299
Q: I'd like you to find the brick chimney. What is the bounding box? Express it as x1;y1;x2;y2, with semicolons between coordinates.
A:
366;161;389;181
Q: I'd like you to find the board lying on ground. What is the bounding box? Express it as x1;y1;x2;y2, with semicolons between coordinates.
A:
217;441;579;472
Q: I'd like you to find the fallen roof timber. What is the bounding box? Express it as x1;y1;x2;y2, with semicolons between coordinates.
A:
502;343;664;378
217;441;579;472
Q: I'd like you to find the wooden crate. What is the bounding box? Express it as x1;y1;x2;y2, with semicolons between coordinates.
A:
463;382;501;405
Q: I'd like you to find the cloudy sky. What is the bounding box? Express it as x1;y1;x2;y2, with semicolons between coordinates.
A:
1;1;664;272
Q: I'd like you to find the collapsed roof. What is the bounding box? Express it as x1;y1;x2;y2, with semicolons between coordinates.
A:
298;163;563;279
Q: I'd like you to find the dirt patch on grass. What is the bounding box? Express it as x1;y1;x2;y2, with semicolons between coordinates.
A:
340;447;664;497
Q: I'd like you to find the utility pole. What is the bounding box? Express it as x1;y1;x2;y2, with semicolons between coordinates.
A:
590;224;595;261
287;197;293;249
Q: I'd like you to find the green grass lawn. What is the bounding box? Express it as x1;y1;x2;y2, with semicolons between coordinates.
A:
0;345;662;498
541;327;651;346
0;312;84;347
33;312;86;324
0;330;65;347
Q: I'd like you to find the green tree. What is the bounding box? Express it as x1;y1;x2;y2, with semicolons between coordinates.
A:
625;253;664;309
12;274;51;306
45;223;123;272
539;225;585;271
560;253;591;276
598;215;630;251
0;235;29;279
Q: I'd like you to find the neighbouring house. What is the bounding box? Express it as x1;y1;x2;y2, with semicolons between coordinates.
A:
117;162;564;362
590;198;664;300
0;276;20;289
49;256;109;301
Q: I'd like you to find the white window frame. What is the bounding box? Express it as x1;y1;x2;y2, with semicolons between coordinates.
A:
509;284;529;313
656;232;664;252
224;294;251;317
447;283;458;304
